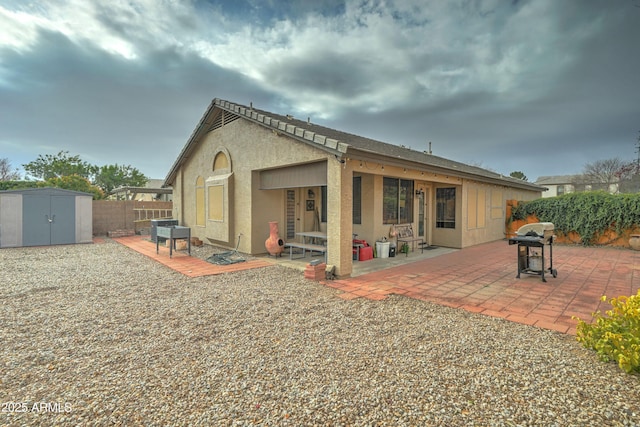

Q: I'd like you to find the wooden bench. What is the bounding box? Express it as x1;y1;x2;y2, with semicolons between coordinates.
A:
284;242;327;262
395;224;425;256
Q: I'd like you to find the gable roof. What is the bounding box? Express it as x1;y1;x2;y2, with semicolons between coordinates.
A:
535;174;614;186
535;175;579;185
164;98;544;191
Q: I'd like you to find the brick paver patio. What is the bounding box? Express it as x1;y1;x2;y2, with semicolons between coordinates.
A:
323;241;640;335
113;236;639;335
113;235;272;277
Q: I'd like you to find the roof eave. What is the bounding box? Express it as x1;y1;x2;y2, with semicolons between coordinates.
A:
163;99;218;187
165;98;544;193
215;99;348;156
345;148;545;192
163;99;348;187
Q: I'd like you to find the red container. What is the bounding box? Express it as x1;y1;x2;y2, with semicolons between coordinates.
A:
359;246;373;261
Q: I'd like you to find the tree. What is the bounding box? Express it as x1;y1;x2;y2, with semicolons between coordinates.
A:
22;151;149;196
0;180;38;191
0;158;21;181
617;170;640;193
23;150;97;180
40;175;104;199
616;159;640;194
93;164;149;194
509;171;528;181
579;158;626;193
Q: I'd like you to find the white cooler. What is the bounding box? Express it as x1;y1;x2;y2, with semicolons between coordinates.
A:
376;241;390;258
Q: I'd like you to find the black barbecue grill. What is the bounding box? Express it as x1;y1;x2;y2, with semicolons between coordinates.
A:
508;222;557;282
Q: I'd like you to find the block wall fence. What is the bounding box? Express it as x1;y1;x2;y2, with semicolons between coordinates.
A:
92;200;173;236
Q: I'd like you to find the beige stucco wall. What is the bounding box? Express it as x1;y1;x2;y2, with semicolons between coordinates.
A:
348;163;464;249
340;162;541;251
169;114;542;276
352;173;374;242
172;118;330;254
460;180;540;248
326;159;353;276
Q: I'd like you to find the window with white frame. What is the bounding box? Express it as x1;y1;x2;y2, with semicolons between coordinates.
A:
383;177;413;224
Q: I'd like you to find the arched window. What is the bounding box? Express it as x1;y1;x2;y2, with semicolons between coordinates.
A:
204;147;233;242
213;151;230;172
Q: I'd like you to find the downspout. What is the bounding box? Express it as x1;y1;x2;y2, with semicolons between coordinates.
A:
179;168;185;224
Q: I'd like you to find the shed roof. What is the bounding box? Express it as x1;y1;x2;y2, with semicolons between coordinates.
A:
0;187;93;197
164;98;544;192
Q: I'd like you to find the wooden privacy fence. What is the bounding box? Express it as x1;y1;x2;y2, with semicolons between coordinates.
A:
93;200;173;236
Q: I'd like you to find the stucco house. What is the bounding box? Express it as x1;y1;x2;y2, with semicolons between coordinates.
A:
535;175;619;197
164;98;544;277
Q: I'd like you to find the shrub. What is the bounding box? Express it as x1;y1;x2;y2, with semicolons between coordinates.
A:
0;180;39;191
511;192;640;245
574;289;640;374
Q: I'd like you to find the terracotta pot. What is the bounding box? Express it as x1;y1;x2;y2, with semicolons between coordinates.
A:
629;234;640;251
265;221;285;255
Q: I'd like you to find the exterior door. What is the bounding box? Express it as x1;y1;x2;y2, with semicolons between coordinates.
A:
418;187;430;245
22;194;76;246
51;196;76;244
22;194;51;246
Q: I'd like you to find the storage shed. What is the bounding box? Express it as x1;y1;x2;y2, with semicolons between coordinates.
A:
0;188;93;248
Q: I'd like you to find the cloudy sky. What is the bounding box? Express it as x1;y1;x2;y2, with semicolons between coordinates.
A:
1;0;639;183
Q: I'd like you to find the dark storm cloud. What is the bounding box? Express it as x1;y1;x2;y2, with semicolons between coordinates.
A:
1;0;639;182
203;0;346;22
264;51;406;99
0;28;270;178
309;1;640;179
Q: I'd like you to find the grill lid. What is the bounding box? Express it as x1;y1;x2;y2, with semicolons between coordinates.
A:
516;222;554;237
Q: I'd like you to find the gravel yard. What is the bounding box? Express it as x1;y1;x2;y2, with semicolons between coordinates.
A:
1;240;639;426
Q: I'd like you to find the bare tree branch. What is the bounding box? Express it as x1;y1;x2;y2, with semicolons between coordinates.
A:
0;158;21;181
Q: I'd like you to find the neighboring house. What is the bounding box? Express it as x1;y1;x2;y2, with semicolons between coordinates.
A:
535;175;619;198
110;179;173;201
164;98;544;277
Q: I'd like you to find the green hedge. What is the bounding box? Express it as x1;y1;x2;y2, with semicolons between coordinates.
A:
0;180;39;191
0;179;104;199
511;192;640;245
